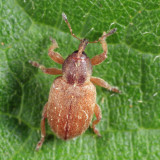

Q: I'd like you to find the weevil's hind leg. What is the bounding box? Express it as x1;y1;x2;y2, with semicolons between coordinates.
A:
48;38;64;64
91;29;116;65
91;76;120;93
92;104;102;137
36;103;48;151
29;61;62;75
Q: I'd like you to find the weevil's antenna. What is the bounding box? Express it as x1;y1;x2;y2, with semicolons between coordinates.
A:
89;28;117;43
62;12;81;41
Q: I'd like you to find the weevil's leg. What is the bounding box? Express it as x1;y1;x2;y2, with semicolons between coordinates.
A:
91;29;116;65
91;76;120;93
92;104;102;136
91;32;107;65
29;61;62;75
48;38;64;64
36;103;48;151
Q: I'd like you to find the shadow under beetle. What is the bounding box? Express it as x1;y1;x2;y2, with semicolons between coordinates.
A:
30;13;120;151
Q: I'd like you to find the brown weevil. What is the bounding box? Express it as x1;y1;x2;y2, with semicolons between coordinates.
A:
30;13;120;151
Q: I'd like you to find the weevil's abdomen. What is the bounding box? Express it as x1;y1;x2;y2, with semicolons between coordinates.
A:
47;76;96;140
62;51;92;85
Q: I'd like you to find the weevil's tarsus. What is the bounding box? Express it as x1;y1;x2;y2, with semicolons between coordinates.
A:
62;12;81;41
29;61;62;75
48;39;64;64
29;60;45;69
89;28;117;44
36;103;48;151
49;37;59;48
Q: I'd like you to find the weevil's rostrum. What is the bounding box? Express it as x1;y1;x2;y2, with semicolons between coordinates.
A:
30;13;120;151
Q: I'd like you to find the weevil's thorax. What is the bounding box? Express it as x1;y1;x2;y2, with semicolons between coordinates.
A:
62;51;92;85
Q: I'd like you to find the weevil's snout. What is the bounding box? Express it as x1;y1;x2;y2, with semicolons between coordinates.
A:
79;39;89;50
78;39;89;56
81;39;89;44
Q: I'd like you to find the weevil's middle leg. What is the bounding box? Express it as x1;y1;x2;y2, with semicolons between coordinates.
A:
91;76;120;93
48;38;64;64
29;61;62;75
91;29;116;65
36;103;48;151
92;104;102;137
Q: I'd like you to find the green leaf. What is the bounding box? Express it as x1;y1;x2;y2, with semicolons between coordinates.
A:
0;0;160;159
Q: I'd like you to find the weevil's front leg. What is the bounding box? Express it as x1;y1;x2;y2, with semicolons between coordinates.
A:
29;61;62;75
92;104;102;136
91;29;116;65
91;32;107;65
91;76;120;93
36;103;48;151
48;38;64;64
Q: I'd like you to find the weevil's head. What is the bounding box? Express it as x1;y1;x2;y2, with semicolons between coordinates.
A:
61;12;117;86
62;39;92;85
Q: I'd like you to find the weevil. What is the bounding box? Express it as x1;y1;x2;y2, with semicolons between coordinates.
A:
30;13;120;151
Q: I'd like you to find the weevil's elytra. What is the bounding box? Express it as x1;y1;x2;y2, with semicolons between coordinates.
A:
48;76;96;140
30;13;120;151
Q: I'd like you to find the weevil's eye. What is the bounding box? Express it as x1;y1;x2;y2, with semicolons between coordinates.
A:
72;50;86;56
73;50;78;54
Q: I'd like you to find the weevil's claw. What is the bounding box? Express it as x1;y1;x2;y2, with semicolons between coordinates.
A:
97;133;102;137
29;60;45;69
99;28;117;41
93;127;101;137
111;87;121;93
29;60;37;66
29;60;39;68
49;37;59;48
109;28;117;35
36;142;41;151
36;139;44;151
106;28;117;37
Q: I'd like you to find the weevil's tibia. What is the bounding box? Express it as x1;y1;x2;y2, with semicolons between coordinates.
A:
91;76;120;93
90;29;117;65
92;104;102;137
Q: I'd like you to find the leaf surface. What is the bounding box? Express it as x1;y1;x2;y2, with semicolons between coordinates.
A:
0;0;160;159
